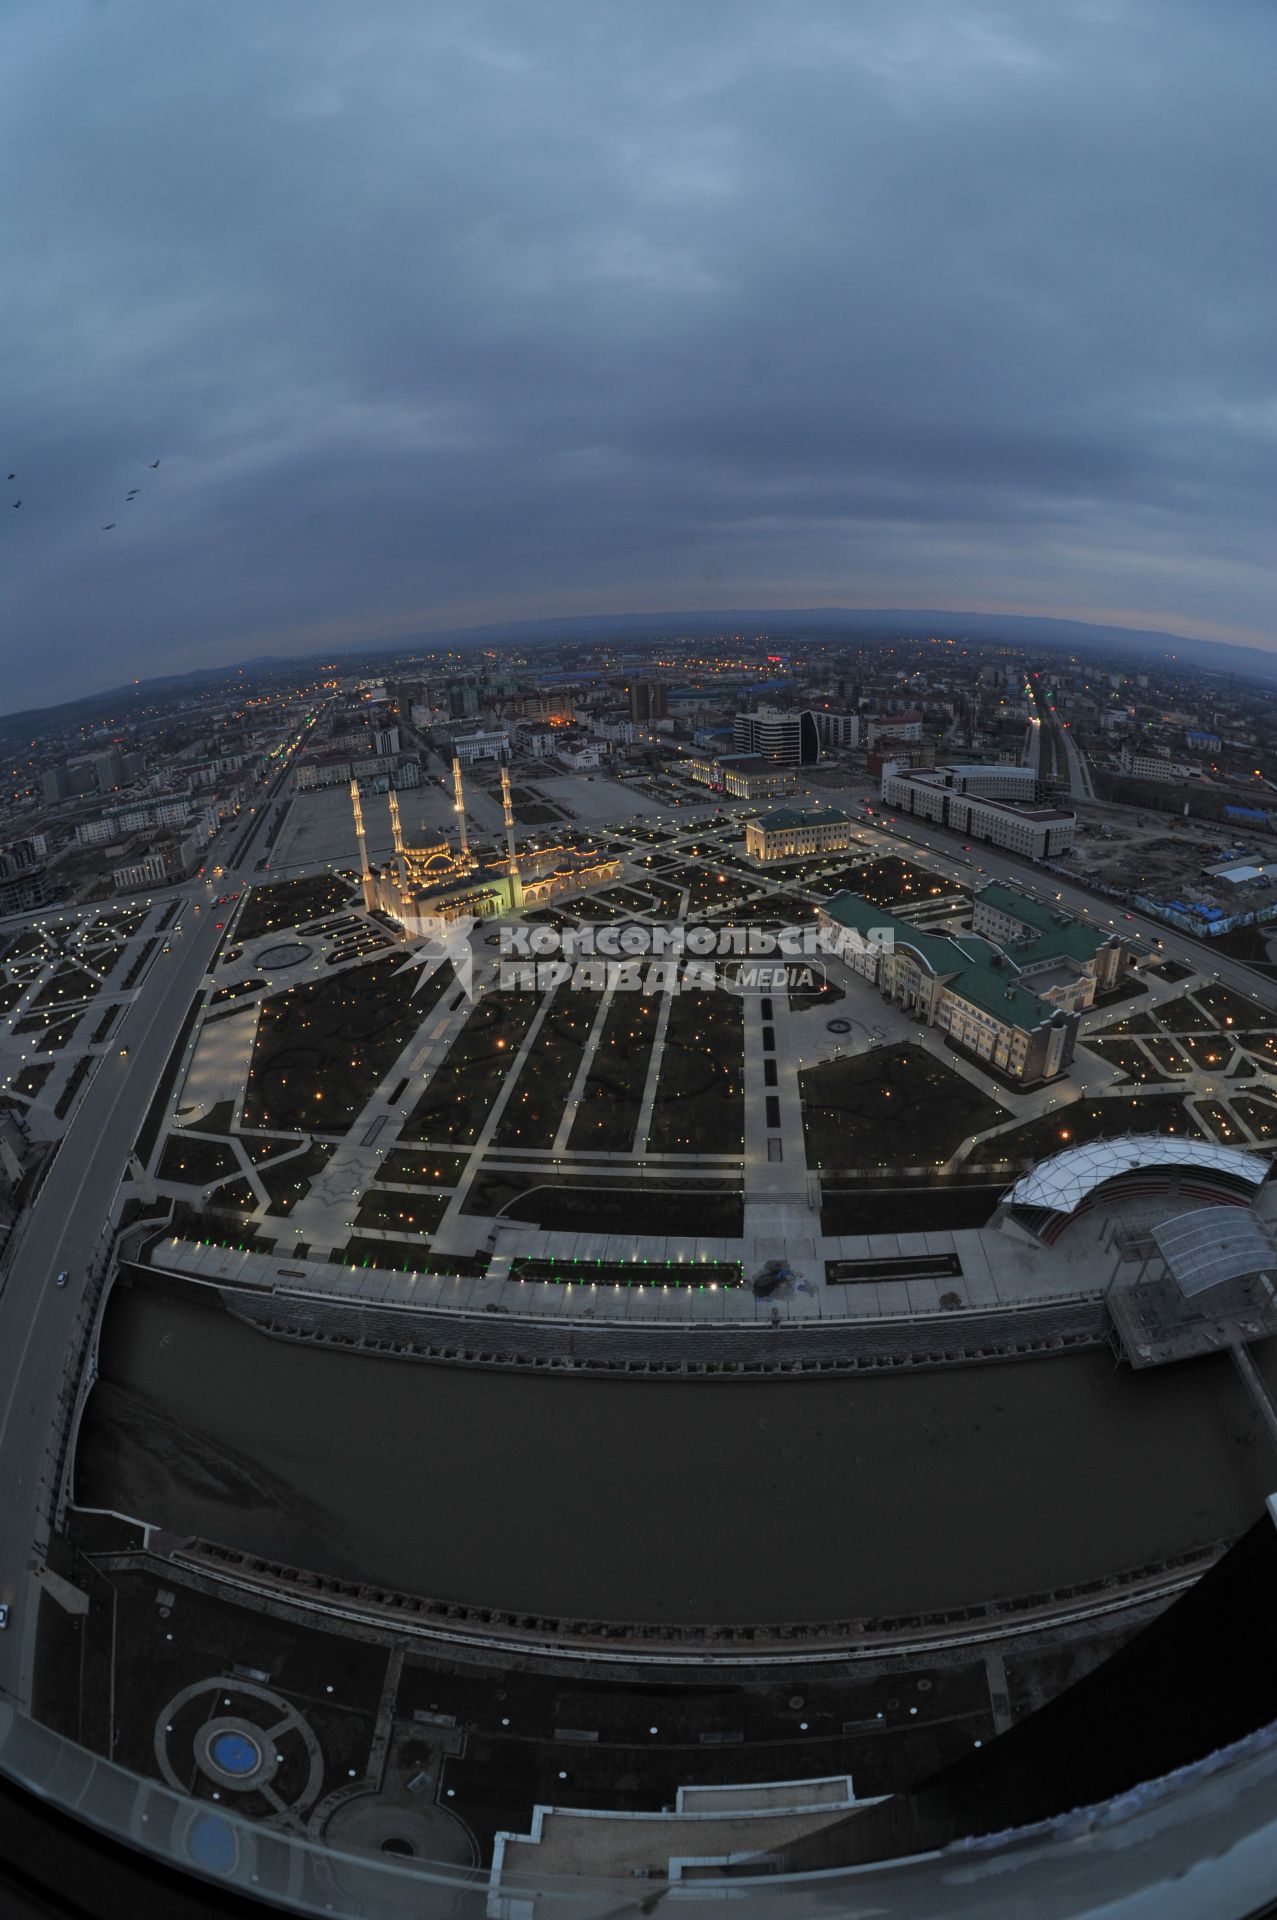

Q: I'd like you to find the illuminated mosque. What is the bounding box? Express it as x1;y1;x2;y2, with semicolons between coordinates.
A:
350;759;622;933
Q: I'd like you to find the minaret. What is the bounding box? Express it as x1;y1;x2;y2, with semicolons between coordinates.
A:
387;788;405;883
351;778;376;911
499;758;523;908
452;756;470;863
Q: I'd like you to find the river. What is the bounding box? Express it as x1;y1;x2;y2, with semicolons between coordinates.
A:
74;1275;1277;1627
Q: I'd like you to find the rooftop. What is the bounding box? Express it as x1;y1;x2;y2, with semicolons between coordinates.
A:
821;892;1058;1030
755;807;852;830
1007;1136;1266;1217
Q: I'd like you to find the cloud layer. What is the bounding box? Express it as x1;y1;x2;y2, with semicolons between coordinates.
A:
1;0;1274;706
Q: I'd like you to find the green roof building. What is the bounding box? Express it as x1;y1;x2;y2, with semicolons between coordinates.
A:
819;890;1079;1085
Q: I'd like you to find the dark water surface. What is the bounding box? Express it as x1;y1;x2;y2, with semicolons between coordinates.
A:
75;1277;1277;1625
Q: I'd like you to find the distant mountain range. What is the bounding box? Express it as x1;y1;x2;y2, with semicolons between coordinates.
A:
361;606;1276;681
3;605;1274;736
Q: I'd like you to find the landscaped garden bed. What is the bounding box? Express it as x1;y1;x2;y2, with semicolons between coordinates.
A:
491;988;603;1150
801;1044;1008;1172
646;988;744;1154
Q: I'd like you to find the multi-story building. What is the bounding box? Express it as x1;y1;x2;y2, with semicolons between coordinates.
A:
0;840;52;914
814;710;860;751
627;680;668;724
818;892;1079;1084
1119;746;1194;782
295;750;400;789
733;705;821;765
449;728;510;766
112;848;177;891
940;763;1037;800
593;717;641;745
745;807;855;863
881;765;1075;860
90;748;125;792
972;882;1129;1009
866;710;924;749
512;721;557;758
682;751;793;799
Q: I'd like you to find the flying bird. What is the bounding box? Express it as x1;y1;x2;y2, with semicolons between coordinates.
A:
149;460;160;469
6;473;13;480
101;522;116;530
11;500;20;509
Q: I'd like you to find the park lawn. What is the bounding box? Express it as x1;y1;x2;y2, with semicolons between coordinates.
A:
1142;1033;1193;1076
400;989;540;1145
646;988;744;1154
10;1062;53;1099
567;991;663;1152
1147;992;1217;1033
812;856;963;910
1232;1095;1277;1142
236;872;354;941
1096;1010;1161;1036
353;1189;451;1236
987;1093;1202;1163
1190;981;1273;1031
801;1044;1008;1172
1179;1033;1239;1071
243;953;450;1134
40;1010;88;1051
1085;1038;1160;1084
492;988;603;1150
258;1140;337;1214
1192;1099;1247;1146
157;1134;240;1184
32;964;99;1007
206;1176;258;1213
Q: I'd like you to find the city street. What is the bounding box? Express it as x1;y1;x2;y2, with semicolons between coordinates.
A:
0;780;291;1709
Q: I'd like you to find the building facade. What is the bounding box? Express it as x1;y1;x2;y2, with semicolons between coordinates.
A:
733;706;821;765
972;882;1128;1007
745;807;854;863
682;751;794;799
881;765;1076;859
818;891;1079;1083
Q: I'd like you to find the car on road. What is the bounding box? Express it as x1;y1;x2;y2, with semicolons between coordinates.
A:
55;1271;67;1288
0;1605;8;1630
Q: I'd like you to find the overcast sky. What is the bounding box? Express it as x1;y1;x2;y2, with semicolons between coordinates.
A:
1;0;1274;710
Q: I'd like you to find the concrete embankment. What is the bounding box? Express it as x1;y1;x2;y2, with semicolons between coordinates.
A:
217;1281;1110;1374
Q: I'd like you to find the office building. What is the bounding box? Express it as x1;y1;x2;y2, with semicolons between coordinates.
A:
733;705;821;765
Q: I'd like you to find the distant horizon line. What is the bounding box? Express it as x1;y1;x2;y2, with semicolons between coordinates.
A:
5;600;1275;725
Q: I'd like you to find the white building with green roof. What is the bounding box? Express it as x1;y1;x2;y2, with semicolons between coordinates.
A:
818;891;1080;1085
973;882;1129;1008
745;807;855;863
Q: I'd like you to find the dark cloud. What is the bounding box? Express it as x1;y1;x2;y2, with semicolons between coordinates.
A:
1;0;1273;706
